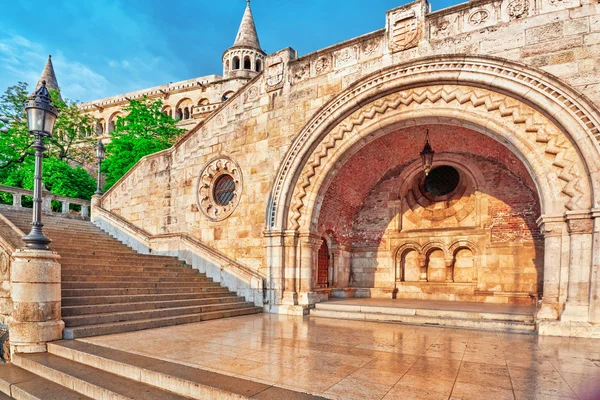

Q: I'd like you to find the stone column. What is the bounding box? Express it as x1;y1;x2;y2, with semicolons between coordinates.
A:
10;249;63;355
536;215;565;320
561;211;594;322
588;209;600;323
298;232;320;306
281;230;299;305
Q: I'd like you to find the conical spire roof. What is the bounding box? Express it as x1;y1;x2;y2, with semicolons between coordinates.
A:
232;0;261;50
34;55;62;101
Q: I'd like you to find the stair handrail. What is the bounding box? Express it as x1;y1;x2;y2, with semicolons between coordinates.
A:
0;185;91;218
92;206;265;288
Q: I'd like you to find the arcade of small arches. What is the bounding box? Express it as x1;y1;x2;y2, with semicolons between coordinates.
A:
225;50;264;74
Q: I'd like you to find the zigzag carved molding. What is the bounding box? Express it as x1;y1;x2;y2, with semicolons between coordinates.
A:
287;86;587;230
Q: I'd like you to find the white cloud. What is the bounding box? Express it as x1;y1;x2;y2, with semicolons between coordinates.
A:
0;34;111;102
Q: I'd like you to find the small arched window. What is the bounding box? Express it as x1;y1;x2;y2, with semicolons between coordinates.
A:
183;107;190;120
176;108;182;120
256;59;262;72
108;120;115;133
232;56;240;70
95;121;104;136
244;56;251;70
221;91;235;101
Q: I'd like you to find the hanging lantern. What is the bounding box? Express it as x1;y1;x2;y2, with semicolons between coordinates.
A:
420;129;435;176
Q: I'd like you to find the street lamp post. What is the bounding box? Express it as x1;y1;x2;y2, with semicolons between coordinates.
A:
21;81;59;250
95;140;105;196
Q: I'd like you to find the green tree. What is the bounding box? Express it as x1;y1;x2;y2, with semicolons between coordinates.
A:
103;97;183;190
0;82;98;201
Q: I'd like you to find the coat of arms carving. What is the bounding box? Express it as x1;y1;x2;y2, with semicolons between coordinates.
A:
266;57;284;91
388;10;421;51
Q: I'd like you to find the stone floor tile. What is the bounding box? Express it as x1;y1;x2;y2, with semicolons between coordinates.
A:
383;386;449;400
450;381;514;400
394;373;455;396
456;370;513;390
348;367;403;386
558;371;600;400
323;377;392;400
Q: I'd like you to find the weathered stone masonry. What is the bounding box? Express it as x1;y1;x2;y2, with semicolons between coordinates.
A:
97;0;600;337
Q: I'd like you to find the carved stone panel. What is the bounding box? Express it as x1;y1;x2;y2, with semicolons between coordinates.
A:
265;57;284;91
388;9;421;52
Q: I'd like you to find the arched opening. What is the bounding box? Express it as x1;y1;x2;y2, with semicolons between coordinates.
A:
232;56;240;70
244;56;251;70
95;121;104;136
222;91;235;102
317;238;330;288
453;247;474;283
198;98;210;106
175;108;182;120
256;59;262;72
267;56;598;324
183;107;190;120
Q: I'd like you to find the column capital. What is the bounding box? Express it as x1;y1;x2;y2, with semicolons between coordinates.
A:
536;215;565;237
565;210;593;235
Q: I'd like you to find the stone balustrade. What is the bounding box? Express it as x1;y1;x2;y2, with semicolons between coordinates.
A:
0;185;90;219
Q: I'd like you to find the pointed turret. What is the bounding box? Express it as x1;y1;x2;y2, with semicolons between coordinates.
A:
34;55;62;101
222;1;266;79
233;0;261;50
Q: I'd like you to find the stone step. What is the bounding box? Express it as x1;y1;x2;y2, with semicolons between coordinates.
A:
62;286;230;297
62;270;200;279
63;301;256;327
59;254;181;263
0;363;91;399
311;305;536;333
63;306;263;338
62;292;240;306
62;274;210;283
62;265;194;274
47;340;310;400
12;353;188;399
62;280;218;289
61;296;248;316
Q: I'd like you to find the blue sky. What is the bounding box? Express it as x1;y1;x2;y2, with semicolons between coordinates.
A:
0;0;462;103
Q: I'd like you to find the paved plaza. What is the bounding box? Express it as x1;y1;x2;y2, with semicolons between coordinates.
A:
81;314;600;399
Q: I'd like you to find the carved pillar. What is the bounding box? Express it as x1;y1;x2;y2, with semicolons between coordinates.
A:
562;211;594;322
588;209;600;323
264;229;284;306
298;232;321;306
281;230;299;305
536;215;565;320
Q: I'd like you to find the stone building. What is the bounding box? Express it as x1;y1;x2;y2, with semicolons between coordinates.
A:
81;0;600;337
80;1;264;135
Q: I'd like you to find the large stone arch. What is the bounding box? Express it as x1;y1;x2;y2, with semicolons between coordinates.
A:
267;55;600;231
266;56;600;333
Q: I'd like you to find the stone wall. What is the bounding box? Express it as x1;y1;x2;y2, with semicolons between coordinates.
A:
100;0;600;309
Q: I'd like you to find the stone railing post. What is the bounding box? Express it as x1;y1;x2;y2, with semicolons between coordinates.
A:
62;200;69;214
562;211;594;322
10;248;63;354
81;205;89;218
12;194;21;207
536;215;565;320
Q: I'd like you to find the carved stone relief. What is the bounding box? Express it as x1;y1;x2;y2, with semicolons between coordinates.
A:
506;0;530;19
313;56;331;76
388;9;421;51
266;57;284;91
334;46;358;69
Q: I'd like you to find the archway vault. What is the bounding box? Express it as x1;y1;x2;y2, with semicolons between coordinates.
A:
267;55;600;232
266;55;600;332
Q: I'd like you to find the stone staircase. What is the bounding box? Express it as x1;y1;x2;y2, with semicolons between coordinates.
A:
0;340;315;399
0;208;262;339
311;299;537;333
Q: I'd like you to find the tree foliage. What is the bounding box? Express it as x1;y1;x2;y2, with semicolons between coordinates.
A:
0;82;98;201
103;97;183;190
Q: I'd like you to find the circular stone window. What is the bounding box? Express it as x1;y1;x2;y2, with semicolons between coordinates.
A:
197;157;243;221
424;166;460;197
